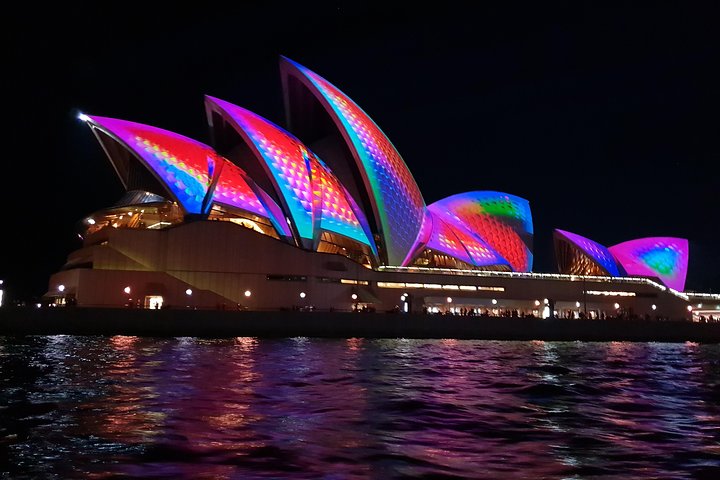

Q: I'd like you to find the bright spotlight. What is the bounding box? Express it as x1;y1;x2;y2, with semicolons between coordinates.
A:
185;288;192;296
651;304;657;310
77;112;91;122
614;303;620;309
123;286;131;295
58;284;66;292
299;292;306;299
446;297;452;303
351;293;358;300
491;299;497;305
244;290;252;297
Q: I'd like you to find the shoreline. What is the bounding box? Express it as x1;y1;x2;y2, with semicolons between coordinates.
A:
1;308;720;342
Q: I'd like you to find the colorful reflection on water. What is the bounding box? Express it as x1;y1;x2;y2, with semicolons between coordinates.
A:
1;336;719;478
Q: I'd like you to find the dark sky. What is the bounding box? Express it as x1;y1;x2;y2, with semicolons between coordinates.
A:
4;1;719;300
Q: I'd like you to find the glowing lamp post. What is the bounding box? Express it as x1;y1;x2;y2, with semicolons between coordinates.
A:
123;286;132;307
185;288;193;309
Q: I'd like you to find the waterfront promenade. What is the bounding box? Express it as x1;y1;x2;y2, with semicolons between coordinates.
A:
1;307;719;342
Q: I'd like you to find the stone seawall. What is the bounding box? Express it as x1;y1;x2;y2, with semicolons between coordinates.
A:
1;307;719;342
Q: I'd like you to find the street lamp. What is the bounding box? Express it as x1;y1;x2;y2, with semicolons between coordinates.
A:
123;286;133;308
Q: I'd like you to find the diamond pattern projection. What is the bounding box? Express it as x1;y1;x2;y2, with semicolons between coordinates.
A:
609;238;689;291
429;191;533;272
426;211;509;268
206;96;373;248
88;116;211;213
282;58;425;265
86;116;280;227
554;229;620;276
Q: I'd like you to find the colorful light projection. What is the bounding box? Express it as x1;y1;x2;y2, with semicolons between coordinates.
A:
609;238;689;291
403;210;434;265
311;158;375;248
87;116;212;213
212;161;293;239
85;116;282;232
429;191;534;272
282;57;425;266
554;229;621;276
206;96;373;249
426;212;509;268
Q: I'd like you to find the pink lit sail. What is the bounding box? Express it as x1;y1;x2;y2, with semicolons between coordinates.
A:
205;96;374;249
609;237;689;291
426;211;509;268
84;116;286;234
281;57;425;266
429;192;534;272
87;116;212;213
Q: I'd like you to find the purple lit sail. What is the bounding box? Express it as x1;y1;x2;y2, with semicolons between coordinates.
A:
609;238;689;291
555;229;621;276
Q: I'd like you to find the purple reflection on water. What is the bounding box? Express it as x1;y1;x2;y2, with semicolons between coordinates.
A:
1;336;719;478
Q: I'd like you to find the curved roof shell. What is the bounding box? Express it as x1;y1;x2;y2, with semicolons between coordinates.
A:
609;237;689;291
280;57;424;266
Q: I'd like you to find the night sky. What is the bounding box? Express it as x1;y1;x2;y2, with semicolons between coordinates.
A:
4;2;719;301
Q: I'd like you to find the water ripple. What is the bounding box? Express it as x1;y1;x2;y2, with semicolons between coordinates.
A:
1;336;719;478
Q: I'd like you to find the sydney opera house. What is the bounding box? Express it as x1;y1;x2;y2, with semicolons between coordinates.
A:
47;57;718;320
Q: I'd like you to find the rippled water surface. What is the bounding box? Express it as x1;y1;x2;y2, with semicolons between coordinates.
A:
1;337;720;478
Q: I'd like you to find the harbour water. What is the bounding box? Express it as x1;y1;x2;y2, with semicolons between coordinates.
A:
1;336;719;478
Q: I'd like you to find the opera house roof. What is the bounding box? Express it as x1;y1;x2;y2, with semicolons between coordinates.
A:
78;57;689;290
